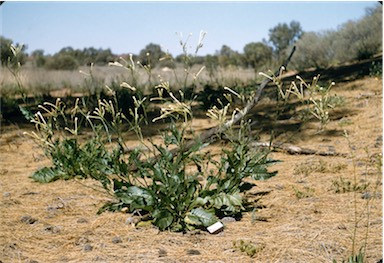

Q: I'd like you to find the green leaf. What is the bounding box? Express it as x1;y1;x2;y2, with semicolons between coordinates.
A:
97;202;124;214
251;170;278;181
185;207;218;227
19;105;34;121
31;167;61;183
115;186;155;211
192;196;211;207
211;192;243;213
184;212;202;226
152;209;174;230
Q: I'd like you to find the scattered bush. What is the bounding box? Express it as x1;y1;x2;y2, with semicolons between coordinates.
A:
292;4;382;70
233;240;265;258
45;54;79;70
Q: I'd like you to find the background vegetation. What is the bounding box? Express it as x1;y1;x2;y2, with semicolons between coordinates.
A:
1;5;381;72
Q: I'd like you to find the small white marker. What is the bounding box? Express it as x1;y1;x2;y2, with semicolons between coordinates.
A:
207;221;224;234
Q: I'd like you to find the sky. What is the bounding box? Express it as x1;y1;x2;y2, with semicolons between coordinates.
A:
0;1;379;57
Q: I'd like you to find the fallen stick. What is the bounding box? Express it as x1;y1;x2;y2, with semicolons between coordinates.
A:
251;141;347;157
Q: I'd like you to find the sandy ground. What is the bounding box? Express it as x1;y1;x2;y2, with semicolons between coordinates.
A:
0;76;382;263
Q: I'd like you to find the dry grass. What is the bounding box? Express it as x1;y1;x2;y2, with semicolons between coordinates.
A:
0;77;382;262
0;64;258;97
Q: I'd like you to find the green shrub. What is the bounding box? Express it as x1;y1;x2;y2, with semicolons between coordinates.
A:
233;240;265;258
45;54;79;70
27;88;278;232
31;138;123;186
369;60;383;77
293;4;382;70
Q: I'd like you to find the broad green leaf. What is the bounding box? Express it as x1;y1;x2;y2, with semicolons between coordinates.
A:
152;209;174;230
116;186;154;211
31;167;61;183
192;196;211;207
184;213;202;226
211;192;243;213
185;207;218;227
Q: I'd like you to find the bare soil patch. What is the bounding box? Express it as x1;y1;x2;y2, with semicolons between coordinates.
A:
0;76;382;262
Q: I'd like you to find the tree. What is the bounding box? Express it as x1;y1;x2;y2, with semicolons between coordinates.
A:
204;54;219;78
58;46;76;56
0;36;27;66
292;4;382;69
45;53;79;70
138;43;166;68
217;45;244;68
243;42;273;70
333;4;382;61
31;49;46;67
268;20;302;60
95;48;114;65
292;31;336;70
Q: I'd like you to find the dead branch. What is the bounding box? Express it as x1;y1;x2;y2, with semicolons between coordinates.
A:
251;141;347;157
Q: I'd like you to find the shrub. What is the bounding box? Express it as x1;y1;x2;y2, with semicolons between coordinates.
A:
233;240;265;258
335;5;382;61
24;43;283;232
26;82;278;232
292;4;382;70
292;31;337;70
45;53;79;70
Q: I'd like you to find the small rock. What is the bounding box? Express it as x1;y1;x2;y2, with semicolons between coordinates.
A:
83;244;93;252
361;192;372;200
186;249;201;255
22;191;38;196
112;236;122;244
44;225;61;234
327;145;336;152
77;218;88;224
362;192;381;200
275;184;284;190
125;216;139;225
47;202;65;211
221;217;236;223
20;215;38;224
3;192;10;197
75;237;90;246
158;248;167;257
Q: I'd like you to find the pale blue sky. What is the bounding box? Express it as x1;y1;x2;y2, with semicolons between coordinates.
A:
0;1;379;56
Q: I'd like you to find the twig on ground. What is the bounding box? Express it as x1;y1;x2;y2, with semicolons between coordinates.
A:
251;141;347;157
